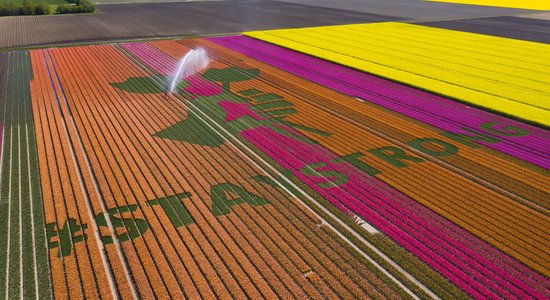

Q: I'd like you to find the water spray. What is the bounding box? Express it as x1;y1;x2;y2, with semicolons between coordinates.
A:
168;47;210;94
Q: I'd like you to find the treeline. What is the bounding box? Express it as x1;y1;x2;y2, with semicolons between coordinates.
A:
0;0;50;16
57;0;95;14
0;0;95;16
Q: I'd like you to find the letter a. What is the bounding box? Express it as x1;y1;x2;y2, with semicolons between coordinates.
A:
211;183;269;216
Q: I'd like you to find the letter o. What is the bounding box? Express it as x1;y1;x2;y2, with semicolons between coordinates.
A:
408;138;458;157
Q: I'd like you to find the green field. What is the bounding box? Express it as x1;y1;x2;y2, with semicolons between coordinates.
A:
0;0;66;5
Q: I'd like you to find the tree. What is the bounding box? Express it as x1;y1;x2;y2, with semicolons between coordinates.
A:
35;2;50;15
0;1;19;16
57;0;95;14
20;0;36;15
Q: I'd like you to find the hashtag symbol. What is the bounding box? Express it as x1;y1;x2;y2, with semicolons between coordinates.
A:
46;218;88;258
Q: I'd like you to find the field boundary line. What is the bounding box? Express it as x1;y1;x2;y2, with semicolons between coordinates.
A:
4;66;13;300
42;49;133;300
0;53;10;300
19;93;23;300
26;121;40;300
0;52;6;226
23;51;41;299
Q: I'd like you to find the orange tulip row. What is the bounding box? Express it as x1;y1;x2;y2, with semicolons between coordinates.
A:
149;39;404;298
150;40;466;294
51;44;203;299
30;49;114;299
134;40;404;298
27;39;405;299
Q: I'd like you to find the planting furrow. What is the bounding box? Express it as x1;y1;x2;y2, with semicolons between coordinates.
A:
0;53;7;300
31;49;87;299
19;51;53;300
44;47;153;300
42;49;140;299
81;45;270;298
0;53;5;158
29;50;72;299
43;49;109;299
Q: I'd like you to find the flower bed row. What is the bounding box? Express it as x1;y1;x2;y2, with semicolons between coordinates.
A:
244;23;550;127
26;36;550;299
426;0;550;10
124;40;402;298
199;39;550;298
210;35;550;203
23;39;406;299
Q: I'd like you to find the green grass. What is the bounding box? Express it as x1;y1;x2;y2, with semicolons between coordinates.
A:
0;51;52;300
0;0;66;5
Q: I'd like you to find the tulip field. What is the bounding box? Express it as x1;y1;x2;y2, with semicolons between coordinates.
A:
0;30;549;299
425;0;550;10
246;22;550;127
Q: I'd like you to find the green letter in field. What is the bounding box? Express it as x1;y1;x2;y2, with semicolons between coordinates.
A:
300;162;349;189
46;219;88;258
147;192;194;228
211;183;269;216
369;146;424;168
111;75;188;94
95;205;149;244
480;121;530;137
154;67;330;148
